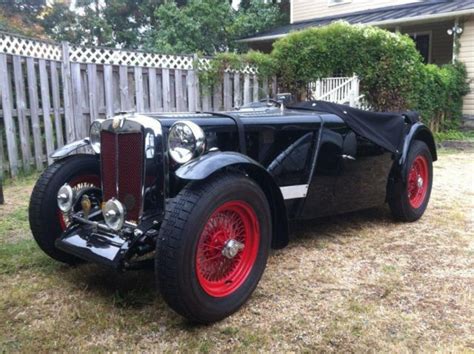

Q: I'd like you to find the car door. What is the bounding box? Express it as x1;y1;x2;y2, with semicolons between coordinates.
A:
332;134;393;214
299;125;393;219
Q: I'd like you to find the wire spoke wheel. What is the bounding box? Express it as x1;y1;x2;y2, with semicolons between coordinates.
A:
407;155;429;209
196;200;260;297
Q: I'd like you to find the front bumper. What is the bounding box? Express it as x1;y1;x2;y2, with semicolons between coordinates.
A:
56;225;128;267
55;215;161;269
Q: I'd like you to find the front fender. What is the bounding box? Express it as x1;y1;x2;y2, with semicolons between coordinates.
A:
176;151;290;249
50;138;91;160
175;151;262;180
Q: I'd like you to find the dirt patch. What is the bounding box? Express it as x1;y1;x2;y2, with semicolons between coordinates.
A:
0;151;473;351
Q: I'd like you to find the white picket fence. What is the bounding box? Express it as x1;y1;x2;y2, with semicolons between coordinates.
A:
309;75;363;107
0;31;276;178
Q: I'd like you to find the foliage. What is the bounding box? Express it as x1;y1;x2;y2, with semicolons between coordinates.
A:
271;21;470;131
40;3;83;43
434;129;474;142
144;0;287;55
42;0;171;47
102;0;164;48
229;0;288;52
272;21;422;110
1;0;287;52
198;50;277;91
144;0;234;54
0;1;46;37
42;0;114;46
414;62;470;131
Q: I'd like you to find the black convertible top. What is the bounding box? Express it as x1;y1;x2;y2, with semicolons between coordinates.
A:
289;101;419;154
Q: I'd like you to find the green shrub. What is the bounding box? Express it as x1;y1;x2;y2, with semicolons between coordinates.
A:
272;21;422;111
270;21;470;132
198;50;278;92
415;62;470;131
434;129;474;142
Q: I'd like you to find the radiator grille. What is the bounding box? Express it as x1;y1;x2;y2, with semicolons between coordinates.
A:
100;130;144;222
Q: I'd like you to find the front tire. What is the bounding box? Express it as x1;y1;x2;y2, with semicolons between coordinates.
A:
29;154;100;264
156;172;271;323
388;140;433;221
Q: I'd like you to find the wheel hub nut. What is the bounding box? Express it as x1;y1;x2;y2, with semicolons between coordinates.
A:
222;239;244;259
417;176;423;189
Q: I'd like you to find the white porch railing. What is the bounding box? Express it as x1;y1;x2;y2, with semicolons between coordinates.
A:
309;75;363;107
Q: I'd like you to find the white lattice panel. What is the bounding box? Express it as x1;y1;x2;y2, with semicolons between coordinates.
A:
197;57;258;74
69;46;195;69
0;31;261;73
0;32;61;60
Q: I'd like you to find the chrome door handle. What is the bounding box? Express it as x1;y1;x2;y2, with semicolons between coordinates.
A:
341;154;356;161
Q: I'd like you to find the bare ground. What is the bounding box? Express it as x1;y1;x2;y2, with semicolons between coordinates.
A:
0;149;473;352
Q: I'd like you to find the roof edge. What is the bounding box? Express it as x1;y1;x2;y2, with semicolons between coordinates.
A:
239;8;474;43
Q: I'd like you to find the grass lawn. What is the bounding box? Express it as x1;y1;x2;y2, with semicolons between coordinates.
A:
0;148;473;351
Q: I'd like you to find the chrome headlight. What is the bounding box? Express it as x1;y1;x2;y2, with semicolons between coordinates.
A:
89;120;103;154
57;184;75;212
168;121;206;164
103;199;125;231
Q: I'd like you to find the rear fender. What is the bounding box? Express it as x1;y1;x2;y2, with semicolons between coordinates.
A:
176;152;289;249
398;123;437;181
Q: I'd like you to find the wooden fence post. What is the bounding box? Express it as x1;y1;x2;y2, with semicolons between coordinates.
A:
233;73;241;108
39;59;55;164
243;74;251;106
12;56;32;172
61;42;76;143
0;177;3;205
0;135;3;205
223;72;232;110
0;54;19;177
162;68;171;112
26;57;44;170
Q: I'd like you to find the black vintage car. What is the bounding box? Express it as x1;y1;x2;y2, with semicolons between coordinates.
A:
29;100;436;323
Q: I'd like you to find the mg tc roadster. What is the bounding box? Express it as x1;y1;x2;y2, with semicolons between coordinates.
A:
29;100;436;323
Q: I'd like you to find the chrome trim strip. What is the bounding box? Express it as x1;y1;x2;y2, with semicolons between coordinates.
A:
280;184;309;200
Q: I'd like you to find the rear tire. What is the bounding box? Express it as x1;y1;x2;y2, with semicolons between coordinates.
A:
29;154;100;264
388;140;433;222
155;172;271;323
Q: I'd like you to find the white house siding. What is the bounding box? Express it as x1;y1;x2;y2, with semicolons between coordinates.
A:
292;0;423;24
459;16;474;117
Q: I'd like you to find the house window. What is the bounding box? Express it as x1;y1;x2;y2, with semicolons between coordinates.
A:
328;0;353;6
409;32;432;64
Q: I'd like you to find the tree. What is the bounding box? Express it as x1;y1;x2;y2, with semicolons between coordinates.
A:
41;3;82;43
14;0;286;51
42;0;114;46
0;0;47;37
143;0;234;54
42;0;178;47
103;0;167;48
144;0;287;55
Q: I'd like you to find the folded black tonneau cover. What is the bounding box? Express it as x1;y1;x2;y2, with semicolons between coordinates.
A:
288;101;419;154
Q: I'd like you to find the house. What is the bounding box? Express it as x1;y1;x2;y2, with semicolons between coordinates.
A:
240;0;474;120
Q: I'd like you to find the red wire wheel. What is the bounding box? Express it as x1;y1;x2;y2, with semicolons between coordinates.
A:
57;175;100;231
195;200;260;297
407;155;429;209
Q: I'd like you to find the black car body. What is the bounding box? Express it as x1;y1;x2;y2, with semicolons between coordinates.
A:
29;100;437;323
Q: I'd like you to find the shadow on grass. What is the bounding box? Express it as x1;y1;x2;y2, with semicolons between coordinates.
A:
61;262;158;309
288;205;393;245
27;205;394;325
